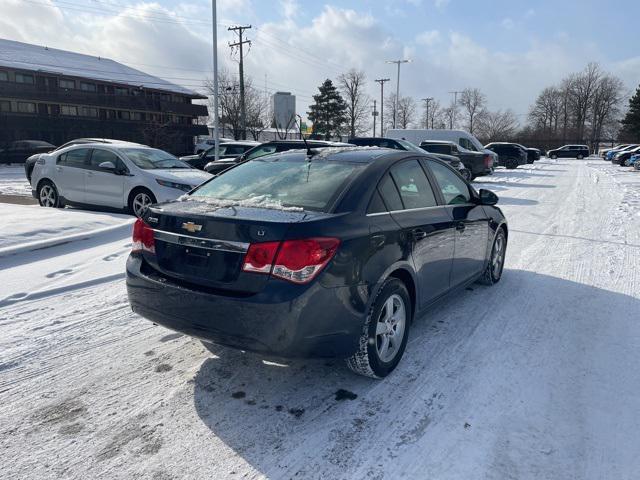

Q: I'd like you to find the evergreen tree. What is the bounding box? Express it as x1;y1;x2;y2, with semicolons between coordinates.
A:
620;85;640;141
307;79;347;140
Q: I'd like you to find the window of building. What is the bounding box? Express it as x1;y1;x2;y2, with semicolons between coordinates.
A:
118;111;130;120
115;87;129;96
61;105;78;116
0;71;8;82
17;102;36;113
59;79;75;89
0;100;11;112
131;111;143;121
80;82;96;92
81;107;98;117
15;73;34;84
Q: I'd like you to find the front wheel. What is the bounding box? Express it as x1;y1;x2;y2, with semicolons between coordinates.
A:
506;158;518;169
38;181;61;208
577;154;584;160
346;278;411;378
128;188;157;218
479;228;507;285
551;154;558;159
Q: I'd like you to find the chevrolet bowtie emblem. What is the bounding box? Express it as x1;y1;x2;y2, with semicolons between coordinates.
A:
181;222;202;233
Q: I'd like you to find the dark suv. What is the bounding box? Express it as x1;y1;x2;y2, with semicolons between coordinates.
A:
203;140;351;175
484;143;528;169
547;145;589;159
419;140;493;180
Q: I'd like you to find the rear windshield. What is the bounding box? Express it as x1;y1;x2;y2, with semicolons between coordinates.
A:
421;144;451;154
122;148;190;169
190;157;365;211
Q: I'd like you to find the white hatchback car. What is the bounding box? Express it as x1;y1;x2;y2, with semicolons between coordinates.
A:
31;142;212;217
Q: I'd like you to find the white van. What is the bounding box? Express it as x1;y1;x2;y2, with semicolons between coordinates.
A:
387;129;498;168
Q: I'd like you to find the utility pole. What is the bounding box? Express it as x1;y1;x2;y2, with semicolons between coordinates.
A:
375;78;390;136
211;0;220;161
386;59;410;129
448;90;462;129
372;99;378;137
228;24;252;140
422;97;433;129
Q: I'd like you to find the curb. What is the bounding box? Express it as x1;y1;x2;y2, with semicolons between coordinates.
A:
0;219;135;259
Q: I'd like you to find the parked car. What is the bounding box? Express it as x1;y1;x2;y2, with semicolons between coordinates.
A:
194;137;234;154
484;142;528;169
628;153;640;167
419;140;493;180
1;140;56;165
180;141;259;170
126;147;507;378
601;144;630;159
387;128;499;169
606;144;638;161
613;145;640;166
347;137;470;179
24;138;143;182
203;140;352;175
31;143;211;217
547;145;590;159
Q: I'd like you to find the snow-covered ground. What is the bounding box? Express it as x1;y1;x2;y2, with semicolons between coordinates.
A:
0;164;31;196
0;203;133;252
1;159;640;479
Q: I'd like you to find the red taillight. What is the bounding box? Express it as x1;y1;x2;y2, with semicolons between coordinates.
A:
242;241;280;273
484;154;492;168
132;218;155;254
242;237;340;284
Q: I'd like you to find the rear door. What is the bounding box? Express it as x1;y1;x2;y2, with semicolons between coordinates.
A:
384;159;455;306
84;148;126;207
54;148;90;203
426;159;489;287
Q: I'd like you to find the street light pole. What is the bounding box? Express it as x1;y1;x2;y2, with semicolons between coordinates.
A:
386;59;410;129
211;0;220;161
422;97;433;128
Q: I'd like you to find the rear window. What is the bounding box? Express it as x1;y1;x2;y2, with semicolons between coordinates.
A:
421;144;451;155
190;157;365;212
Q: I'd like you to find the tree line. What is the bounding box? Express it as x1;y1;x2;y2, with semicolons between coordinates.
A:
205;62;640;148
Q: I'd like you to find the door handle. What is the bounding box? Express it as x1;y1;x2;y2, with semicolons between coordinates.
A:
456;222;466;232
412;229;427;240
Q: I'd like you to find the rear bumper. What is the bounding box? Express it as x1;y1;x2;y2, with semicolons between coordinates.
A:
126;255;365;358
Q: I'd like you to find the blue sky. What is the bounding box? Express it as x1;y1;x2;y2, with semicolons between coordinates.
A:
1;0;639;124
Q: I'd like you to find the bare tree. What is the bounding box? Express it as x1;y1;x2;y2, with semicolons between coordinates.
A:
338;69;371;138
442;100;459;129
568;63;602;142
421;99;442;129
476;109;519;143
384;94;417;130
459;88;487;134
205;70;265;140
588;74;625;149
246;91;270;141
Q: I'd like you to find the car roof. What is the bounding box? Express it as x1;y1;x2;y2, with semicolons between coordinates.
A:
420;140;457;145
257;146;447;165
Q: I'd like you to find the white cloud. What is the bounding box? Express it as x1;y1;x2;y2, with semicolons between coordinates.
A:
501;18;515;30
415;30;441;46
434;0;450;9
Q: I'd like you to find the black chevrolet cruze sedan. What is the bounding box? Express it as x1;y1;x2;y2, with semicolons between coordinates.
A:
126;147;508;378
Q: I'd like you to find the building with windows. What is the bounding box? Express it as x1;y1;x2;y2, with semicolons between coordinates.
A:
0;38;208;155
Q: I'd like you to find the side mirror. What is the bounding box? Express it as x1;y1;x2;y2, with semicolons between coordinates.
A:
98;161;116;171
478;188;499;205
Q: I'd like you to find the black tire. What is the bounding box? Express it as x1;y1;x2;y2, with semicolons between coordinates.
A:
37;180;62;208
128;188;157;218
506;158;518;169
478;228;507;286
551;154;558;159
577;154;584;160
346;278;412;378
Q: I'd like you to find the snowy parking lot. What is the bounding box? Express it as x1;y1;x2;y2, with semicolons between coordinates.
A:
1;159;640;479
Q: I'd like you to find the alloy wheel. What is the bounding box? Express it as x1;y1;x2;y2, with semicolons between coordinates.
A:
492;234;505;279
375;294;406;363
40;185;56;207
132;192;152;217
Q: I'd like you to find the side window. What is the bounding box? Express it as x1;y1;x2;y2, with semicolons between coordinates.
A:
390;160;437;209
428;161;471;205
248;146;276;159
367;190;386;214
61;148;90;168
378;174;403;211
90;149;120;169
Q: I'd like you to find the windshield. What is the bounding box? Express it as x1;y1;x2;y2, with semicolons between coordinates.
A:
421;144;451;155
122;148;190;169
395;139;425;153
189;157;365;211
